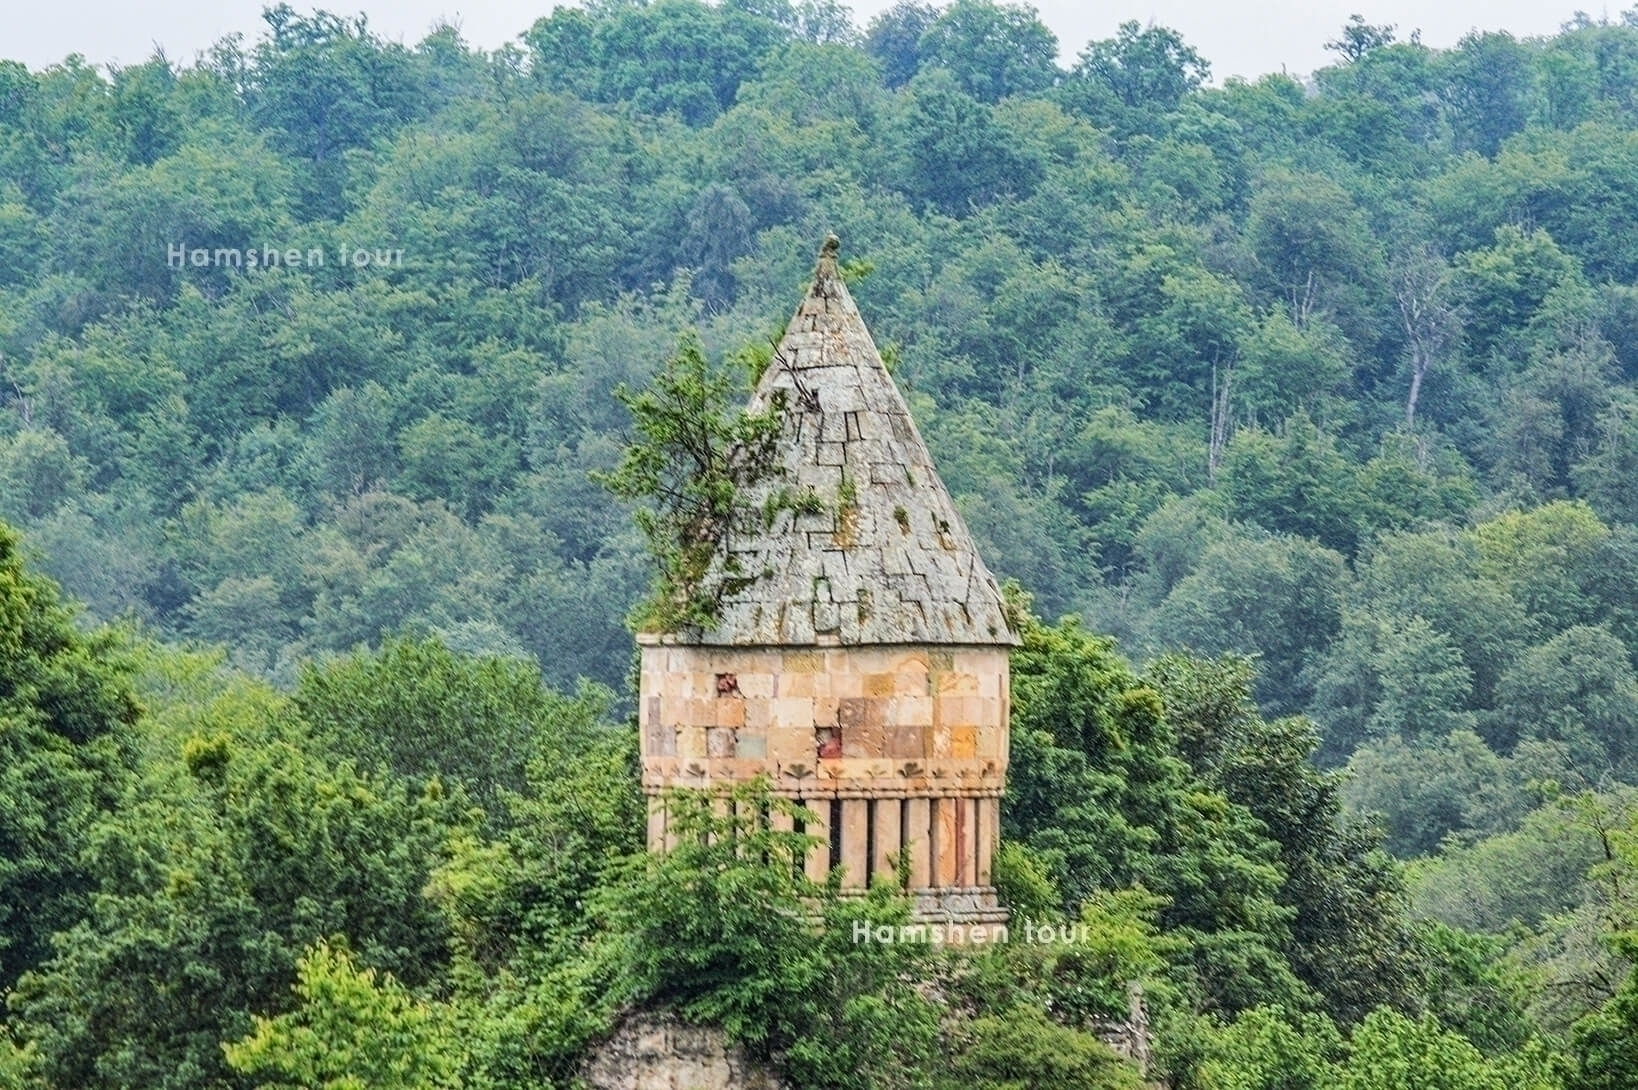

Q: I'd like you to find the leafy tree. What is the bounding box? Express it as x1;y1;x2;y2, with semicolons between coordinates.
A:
10;666;455;1090
1219;415;1366;554
594;782;943;1090
1147;524;1345;716
940;1004;1142;1090
864;1;938;88
250;5;427;216
598;331;784;632
0;523;138;992
1327;15;1398;63
1064;20;1210;137
1470;500;1608;640
1491;625;1638;772
295;635;620;822
1342;731;1530;857
1408;801;1608;929
1444;31;1534;157
1454;225;1584;361
1198;1005;1344;1090
1572;976;1638;1090
892;67;1043;214
1340;1009;1507;1090
1005;607;1306;1015
1244;167;1385;349
917;0;1059;104
224;941;465;1090
0;427;86;519
1573;392;1638;521
1151;653;1420;1023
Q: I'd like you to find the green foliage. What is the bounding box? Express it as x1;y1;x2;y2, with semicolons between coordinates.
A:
1571;918;1638;1090
991;839;1060;921
1148;524;1345;715
593;781;943;1090
1065;20;1210;137
1415;922;1541;1055
599;332;786;632
8;654;458;1090
294;635;619;824
940;1004;1143;1090
0;523;138;992
1005;609;1315;1017
1198;1005;1344;1090
916;0;1059;104
224;941;464;1090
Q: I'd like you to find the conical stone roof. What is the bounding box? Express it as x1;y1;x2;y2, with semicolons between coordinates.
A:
691;237;1016;647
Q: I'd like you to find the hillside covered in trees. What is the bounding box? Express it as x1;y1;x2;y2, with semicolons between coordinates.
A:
5;1;1638;1087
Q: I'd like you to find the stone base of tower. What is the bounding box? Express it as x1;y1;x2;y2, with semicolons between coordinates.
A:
911;885;1009;927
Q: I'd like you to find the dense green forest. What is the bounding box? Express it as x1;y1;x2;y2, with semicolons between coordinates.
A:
5;1;1638;1086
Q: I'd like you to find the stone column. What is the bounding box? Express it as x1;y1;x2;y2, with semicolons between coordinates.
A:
955;797;974;887
871;797;901;885
840;798;870;888
976;797;997;886
933;797;958;887
803;797;831;882
903;798;931;889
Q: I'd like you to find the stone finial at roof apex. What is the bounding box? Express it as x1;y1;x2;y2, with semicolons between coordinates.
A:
682;236;1018;648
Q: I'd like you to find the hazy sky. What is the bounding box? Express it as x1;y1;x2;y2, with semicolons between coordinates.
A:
3;0;1616;83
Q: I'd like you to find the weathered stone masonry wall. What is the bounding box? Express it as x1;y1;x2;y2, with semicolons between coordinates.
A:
640;641;1008;899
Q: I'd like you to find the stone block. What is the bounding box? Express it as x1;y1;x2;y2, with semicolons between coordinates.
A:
890;652;930;690
904;799;931;888
864;672;895;697
780;671;815;698
783;650;822;674
975;726;1003;759
735;731;766;759
738;671;775;699
769;696;814;729
677;725;707;759
840;799;870;888
813;696;839;727
886;724;925;759
816;726;842;759
828;667;863;699
872;798;902;884
645;720;676;757
707;728;736;758
951;725;977;759
768;727;811;762
836;697;877;730
715;697;745;729
895;694;935;728
841;714;885;759
934;799;958;887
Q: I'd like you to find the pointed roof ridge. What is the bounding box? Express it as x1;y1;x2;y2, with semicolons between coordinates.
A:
687;237;1016;647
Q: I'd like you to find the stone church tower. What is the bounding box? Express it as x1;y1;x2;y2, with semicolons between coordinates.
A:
638;237;1016;923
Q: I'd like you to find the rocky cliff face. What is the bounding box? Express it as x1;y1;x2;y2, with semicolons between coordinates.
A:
581;1011;787;1090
